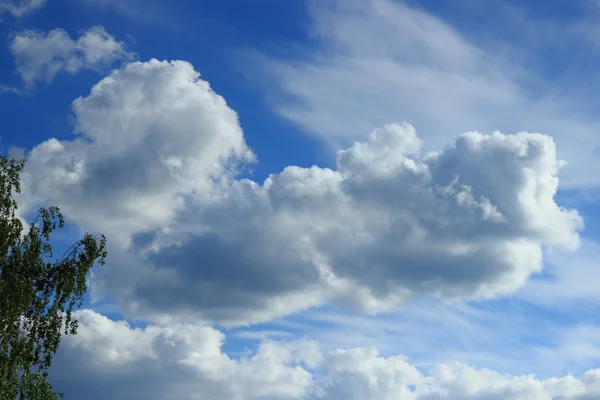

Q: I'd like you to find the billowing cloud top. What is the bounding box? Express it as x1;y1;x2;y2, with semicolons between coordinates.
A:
22;59;254;245
20;59;582;326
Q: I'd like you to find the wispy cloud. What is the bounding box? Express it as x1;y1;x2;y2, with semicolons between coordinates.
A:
73;0;176;28
517;239;600;308
0;0;45;19
245;295;600;379
254;0;600;188
0;84;23;95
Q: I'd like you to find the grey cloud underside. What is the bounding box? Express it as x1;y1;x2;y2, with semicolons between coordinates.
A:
21;59;581;325
133;232;321;314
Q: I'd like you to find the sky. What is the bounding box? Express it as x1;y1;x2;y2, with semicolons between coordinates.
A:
3;0;600;398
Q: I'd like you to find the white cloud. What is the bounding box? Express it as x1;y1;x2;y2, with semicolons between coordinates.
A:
20;60;582;325
10;26;133;85
51;310;318;400
314;349;600;400
0;0;45;18
102;124;580;325
48;309;600;400
253;0;600;188
20;58;254;246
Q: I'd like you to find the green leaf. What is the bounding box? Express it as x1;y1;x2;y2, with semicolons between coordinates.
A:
0;156;106;399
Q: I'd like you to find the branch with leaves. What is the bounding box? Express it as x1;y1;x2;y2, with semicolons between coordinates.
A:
0;157;107;399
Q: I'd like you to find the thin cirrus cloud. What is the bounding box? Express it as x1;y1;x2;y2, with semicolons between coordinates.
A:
253;0;600;189
73;0;176;28
20;58;582;327
74;0;136;16
516;239;600;307
0;0;45;19
9;25;133;86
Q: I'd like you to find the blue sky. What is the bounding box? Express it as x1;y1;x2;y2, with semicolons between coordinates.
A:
3;0;600;399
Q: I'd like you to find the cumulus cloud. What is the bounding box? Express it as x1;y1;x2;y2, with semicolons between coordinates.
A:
107;124;581;325
10;26;132;85
0;0;45;18
20;59;582;325
314;347;600;400
48;310;600;400
51;310;318;400
21;59;254;246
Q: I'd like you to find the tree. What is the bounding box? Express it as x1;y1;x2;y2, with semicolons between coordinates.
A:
0;157;107;399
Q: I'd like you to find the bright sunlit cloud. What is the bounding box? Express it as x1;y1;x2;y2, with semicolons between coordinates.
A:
3;0;600;398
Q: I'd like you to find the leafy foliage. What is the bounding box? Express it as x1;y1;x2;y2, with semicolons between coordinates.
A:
0;157;107;399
